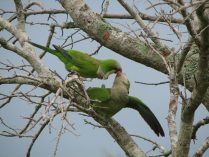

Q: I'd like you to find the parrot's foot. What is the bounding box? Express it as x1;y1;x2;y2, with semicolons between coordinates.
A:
64;74;79;86
67;71;88;82
67;71;80;77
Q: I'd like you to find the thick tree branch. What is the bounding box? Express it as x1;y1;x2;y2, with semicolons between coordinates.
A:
167;62;179;157
0;75;42;86
97;118;147;157
0;16;26;43
195;1;209;111
176;7;209;155
176;57;209;157
175;3;209;155
193;136;209;157
14;0;25;31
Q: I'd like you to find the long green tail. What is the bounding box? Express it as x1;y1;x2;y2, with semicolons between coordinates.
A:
29;41;57;54
126;96;165;137
29;42;70;64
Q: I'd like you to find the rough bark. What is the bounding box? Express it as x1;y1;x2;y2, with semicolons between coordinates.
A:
175;2;209;156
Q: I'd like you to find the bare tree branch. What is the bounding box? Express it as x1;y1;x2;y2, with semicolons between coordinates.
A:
14;0;25;31
118;0;171;56
135;80;169;86
2;7;184;24
193;136;209;157
177;0;200;46
26;119;50;157
166;57;179;157
130;134;170;156
192;116;209;140
0;17;52;77
103;13;183;23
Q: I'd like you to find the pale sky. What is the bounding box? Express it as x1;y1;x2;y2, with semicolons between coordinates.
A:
0;0;208;157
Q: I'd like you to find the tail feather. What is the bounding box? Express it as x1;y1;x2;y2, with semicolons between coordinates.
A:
53;45;75;63
29;41;57;54
126;96;165;137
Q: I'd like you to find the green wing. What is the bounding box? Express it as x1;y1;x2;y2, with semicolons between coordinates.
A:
53;45;100;67
126;96;165;137
52;45;74;63
68;50;100;67
67;49;100;76
87;87;111;102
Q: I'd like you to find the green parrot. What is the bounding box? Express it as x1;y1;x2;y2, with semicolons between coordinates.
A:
29;42;122;79
87;71;165;137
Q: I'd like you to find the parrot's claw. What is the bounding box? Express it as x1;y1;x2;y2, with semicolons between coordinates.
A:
68;71;80;77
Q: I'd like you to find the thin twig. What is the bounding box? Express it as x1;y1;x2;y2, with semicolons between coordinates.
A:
130;134;166;153
135;81;169;86
26;119;50;157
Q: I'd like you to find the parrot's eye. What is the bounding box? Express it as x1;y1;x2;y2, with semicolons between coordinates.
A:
117;68;122;72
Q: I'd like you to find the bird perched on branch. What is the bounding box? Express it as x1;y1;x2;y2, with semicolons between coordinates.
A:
87;71;165;137
29;42;122;79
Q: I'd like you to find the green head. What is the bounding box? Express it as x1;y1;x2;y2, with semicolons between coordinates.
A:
102;59;122;73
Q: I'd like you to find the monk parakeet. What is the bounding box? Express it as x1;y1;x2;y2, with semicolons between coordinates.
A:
87;71;165;137
29;42;122;79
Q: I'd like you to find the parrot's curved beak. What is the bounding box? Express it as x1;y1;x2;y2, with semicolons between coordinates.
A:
115;68;122;73
116;70;122;76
